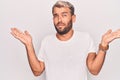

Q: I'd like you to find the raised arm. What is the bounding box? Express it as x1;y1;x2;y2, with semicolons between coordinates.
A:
87;29;120;75
11;28;45;76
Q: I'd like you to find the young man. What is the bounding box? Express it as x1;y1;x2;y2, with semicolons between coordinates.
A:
11;1;120;80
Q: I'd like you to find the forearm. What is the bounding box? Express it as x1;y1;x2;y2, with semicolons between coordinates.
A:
87;43;108;75
91;49;106;74
25;43;44;76
88;29;120;75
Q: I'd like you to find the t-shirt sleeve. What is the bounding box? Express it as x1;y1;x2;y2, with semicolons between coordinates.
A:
37;39;46;62
87;35;96;53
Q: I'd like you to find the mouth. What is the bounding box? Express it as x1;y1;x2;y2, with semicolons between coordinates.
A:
56;25;65;29
57;22;65;26
57;24;65;28
57;24;64;26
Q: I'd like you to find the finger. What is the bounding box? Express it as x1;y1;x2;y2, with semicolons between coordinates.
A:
11;31;19;39
102;29;112;38
11;28;22;33
11;28;23;38
114;29;120;37
11;27;18;32
24;30;29;35
11;28;18;37
11;28;24;36
11;28;16;33
105;29;112;35
115;29;120;33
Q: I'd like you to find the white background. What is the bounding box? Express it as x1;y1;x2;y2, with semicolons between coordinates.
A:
0;0;120;80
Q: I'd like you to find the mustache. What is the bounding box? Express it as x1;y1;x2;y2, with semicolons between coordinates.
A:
56;22;65;26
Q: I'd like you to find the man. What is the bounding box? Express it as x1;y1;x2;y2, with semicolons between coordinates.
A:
11;1;120;80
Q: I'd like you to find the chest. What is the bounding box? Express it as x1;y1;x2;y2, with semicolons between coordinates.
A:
44;40;89;66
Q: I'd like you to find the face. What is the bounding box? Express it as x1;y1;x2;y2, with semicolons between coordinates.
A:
53;7;75;35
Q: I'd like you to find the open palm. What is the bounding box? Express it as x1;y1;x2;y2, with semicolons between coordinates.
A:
101;29;120;46
11;28;32;45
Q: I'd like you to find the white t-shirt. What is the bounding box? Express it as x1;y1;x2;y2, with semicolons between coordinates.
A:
38;31;96;80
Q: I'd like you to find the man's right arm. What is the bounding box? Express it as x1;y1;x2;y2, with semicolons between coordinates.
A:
25;42;45;76
11;28;45;76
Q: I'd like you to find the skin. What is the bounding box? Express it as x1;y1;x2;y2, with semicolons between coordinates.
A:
11;7;120;76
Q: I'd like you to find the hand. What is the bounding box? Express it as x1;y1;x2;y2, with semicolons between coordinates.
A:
101;29;120;46
11;28;32;46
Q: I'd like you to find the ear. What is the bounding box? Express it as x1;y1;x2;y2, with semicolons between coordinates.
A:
72;15;76;23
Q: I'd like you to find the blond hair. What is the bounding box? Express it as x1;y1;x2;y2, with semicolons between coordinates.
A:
52;1;75;15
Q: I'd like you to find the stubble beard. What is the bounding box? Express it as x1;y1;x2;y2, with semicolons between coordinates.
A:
54;20;73;35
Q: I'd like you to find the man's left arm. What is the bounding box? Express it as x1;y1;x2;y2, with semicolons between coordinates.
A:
87;29;120;75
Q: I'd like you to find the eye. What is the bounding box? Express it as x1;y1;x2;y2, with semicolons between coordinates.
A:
62;14;67;17
53;14;58;18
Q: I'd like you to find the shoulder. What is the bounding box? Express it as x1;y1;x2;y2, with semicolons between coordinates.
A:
74;30;91;38
41;34;55;43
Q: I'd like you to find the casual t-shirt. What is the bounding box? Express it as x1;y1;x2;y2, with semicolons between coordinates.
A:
38;31;96;80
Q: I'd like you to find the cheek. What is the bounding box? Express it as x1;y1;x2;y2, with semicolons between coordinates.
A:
53;18;58;25
64;17;71;23
65;19;71;25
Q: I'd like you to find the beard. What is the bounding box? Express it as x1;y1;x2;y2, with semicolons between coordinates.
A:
54;20;72;35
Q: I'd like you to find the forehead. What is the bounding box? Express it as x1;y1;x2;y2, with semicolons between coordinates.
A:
53;7;71;14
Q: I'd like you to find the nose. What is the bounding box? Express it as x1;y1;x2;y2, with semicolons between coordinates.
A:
58;16;62;22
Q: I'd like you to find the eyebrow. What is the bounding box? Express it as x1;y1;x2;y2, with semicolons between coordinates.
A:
62;12;69;14
53;11;69;15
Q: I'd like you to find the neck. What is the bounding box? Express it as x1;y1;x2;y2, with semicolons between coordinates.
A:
56;29;74;41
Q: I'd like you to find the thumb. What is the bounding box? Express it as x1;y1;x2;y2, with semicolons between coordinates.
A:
24;30;30;35
106;29;112;34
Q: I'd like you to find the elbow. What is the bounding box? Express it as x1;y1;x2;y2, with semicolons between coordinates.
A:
33;71;41;76
32;69;45;76
32;65;45;76
90;71;99;75
89;68;101;75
